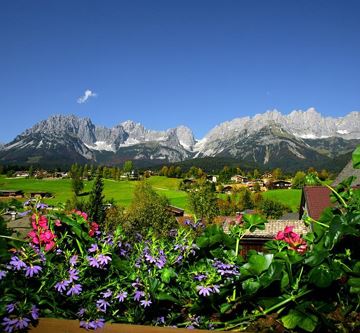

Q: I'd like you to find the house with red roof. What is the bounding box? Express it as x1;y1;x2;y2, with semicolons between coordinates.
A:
299;186;332;220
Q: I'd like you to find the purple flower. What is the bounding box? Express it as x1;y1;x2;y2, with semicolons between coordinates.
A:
18;210;31;217
156;316;165;325
96;299;110;312
25;265;42;277
134;290;145;301
30;305;39;320
93;319;105;329
1;317;17;333
77;308;86;318
0;270;7;280
80;320;96;330
66;284;82;296
212;285;220;293
87;256;100;268
101;289;113;298
196;286;212;297
88;244;98;253
194;274;207;281
68;268;79;282
9;256;27;271
56;249;63;255
145;253;156;263
6;303;15;313
140;299;152;308
115;291;127;302
15;317;31;330
55;280;70;293
69;255;78;266
97;254;111;266
36;203;48;210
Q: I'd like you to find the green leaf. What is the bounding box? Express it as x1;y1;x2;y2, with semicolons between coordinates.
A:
242;278;260;295
220;302;232;314
281;309;302;329
112;254;129;272
247;253;273;275
304;250;328;267
161;268;177;284
352;146;360;169
155;292;179;304
280;271;289;289
242;214;267;232
309;264;334;288
281;309;318;332
298;313;318;332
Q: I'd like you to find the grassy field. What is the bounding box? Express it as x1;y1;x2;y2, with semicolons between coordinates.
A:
0;176;189;210
0;175;301;213
262;189;302;212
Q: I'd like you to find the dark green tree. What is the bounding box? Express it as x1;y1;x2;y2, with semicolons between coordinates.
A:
87;171;105;225
124;182;177;238
70;164;84;196
292;171;306;189
188;183;219;223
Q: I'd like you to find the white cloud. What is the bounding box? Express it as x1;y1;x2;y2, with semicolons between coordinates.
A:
77;89;97;104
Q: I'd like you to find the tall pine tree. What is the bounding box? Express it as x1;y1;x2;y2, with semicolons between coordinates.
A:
88;171;105;225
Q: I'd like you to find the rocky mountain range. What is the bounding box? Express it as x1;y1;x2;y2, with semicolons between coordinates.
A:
0;108;359;172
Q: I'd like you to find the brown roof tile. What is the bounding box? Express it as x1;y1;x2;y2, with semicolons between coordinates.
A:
303;186;332;220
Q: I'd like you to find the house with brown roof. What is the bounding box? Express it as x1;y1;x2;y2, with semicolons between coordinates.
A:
332;160;360;187
299;186;332;220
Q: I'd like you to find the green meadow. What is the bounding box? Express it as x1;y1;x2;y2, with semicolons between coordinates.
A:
0;175;302;213
262;189;302;212
0;176;189;210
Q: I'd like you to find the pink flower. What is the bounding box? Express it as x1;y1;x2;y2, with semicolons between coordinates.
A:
284;226;294;233
40;230;55;243
275;226;307;254
27;230;40;244
45;240;56;251
38;216;49;229
275;231;284;240
75;211;88;220
89;222;99;237
54;219;62;227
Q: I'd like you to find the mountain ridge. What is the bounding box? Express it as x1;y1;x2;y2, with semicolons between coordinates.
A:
0;108;359;171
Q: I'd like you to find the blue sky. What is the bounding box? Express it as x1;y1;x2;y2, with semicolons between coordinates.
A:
0;0;359;142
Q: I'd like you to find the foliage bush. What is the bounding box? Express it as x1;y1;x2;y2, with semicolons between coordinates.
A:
121;182;178;239
259;197;290;219
0;148;359;332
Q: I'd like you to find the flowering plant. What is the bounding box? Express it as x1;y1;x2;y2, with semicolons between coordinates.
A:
1;152;360;333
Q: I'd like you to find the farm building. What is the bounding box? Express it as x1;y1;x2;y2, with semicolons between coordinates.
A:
268;180;292;190
299;186;332;220
0;190;24;198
